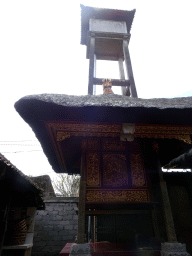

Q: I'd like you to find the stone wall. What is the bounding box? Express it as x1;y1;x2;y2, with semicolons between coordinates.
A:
32;197;78;256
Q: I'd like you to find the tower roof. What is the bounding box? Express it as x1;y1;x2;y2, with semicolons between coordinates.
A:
80;5;136;45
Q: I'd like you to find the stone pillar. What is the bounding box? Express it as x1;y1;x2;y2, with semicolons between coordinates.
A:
70;154;91;256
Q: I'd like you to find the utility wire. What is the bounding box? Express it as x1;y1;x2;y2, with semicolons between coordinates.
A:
2;150;42;153
0;144;40;146
0;140;37;142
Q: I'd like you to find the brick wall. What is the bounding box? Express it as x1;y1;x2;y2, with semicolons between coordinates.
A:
32;197;78;256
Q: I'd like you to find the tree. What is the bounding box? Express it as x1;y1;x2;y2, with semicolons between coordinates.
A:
52;174;80;197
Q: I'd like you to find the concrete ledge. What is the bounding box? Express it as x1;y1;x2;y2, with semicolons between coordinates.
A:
161;242;190;256
44;197;79;203
69;243;91;256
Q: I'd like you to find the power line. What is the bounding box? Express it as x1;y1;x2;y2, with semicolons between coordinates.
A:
0;140;37;142
2;150;42;153
0;144;40;146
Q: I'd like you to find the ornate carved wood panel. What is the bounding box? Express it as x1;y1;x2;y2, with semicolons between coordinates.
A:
83;137;150;203
45;121;192;173
134;125;192;144
101;138;127;151
130;140;146;187
102;154;128;187
86;152;101;187
86;189;149;203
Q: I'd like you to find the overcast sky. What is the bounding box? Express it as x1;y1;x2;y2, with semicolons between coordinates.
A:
0;0;192;179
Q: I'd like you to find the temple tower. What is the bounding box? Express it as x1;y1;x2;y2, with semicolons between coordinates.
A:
80;5;137;97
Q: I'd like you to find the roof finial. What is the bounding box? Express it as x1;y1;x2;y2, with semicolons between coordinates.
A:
102;79;113;94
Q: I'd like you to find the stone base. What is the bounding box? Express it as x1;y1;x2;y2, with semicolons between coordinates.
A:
161;242;190;256
69;243;91;256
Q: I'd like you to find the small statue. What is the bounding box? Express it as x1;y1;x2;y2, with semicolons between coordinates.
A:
102;79;113;94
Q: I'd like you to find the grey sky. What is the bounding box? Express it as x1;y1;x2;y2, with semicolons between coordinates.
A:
0;0;192;178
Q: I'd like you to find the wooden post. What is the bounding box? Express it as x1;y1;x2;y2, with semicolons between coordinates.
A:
0;196;10;256
88;34;95;95
77;153;86;244
118;57;130;96
93;54;97;95
118;57;126;95
157;161;177;242
123;38;138;98
151;207;161;237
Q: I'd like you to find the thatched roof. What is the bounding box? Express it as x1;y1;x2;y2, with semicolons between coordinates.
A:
0;153;44;209
15;93;192;109
15;94;192;125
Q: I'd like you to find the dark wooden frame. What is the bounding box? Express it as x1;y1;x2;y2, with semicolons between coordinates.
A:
87;33;137;97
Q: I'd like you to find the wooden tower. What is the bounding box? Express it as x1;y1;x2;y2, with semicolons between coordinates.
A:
80;4;137;97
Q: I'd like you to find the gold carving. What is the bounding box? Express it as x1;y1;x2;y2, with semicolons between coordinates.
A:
152;141;159;154
56;131;120;142
86;152;101;187
47;122;122;133
135;125;192;144
56;132;70;141
135;134;191;144
103;154;128;187
47;122;192;144
130;140;146;187
135;125;192;133
86;209;149;215
82;138;100;151
101;138;127;151
45;121;192;173
86;189;149;202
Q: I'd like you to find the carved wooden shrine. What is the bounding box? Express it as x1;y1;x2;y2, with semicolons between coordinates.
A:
15;4;192;256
